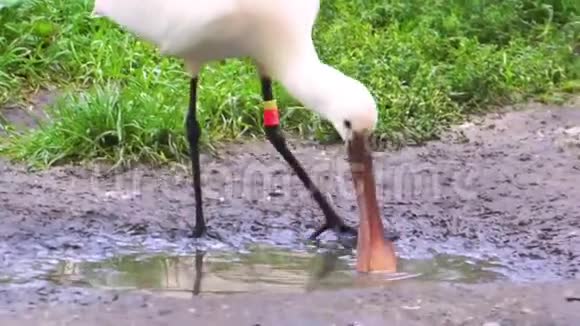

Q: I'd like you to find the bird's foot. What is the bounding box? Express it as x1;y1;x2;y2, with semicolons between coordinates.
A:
308;222;400;249
191;225;223;242
308;222;358;248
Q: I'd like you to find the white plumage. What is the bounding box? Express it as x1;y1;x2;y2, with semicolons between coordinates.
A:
92;0;378;140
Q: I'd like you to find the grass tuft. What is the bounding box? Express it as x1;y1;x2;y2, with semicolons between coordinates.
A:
1;0;579;168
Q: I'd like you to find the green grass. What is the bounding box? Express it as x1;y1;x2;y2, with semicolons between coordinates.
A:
1;0;579;168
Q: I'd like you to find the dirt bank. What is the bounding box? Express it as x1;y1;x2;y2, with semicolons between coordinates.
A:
1;280;580;326
1;100;580;324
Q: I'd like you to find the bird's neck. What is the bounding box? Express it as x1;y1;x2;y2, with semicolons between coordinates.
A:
269;46;348;120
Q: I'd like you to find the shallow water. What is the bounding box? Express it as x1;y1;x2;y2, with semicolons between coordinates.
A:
45;245;510;297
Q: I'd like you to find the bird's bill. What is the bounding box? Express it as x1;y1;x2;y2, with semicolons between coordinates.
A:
347;132;397;273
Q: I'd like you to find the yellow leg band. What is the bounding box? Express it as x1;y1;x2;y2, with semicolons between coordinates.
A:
263;100;277;110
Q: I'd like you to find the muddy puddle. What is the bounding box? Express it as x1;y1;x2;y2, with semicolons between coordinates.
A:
1;102;580;324
41;245;511;298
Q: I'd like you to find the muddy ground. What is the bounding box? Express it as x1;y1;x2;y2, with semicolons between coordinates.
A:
1;99;580;325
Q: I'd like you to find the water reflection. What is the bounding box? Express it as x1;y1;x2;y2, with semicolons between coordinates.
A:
48;247;507;298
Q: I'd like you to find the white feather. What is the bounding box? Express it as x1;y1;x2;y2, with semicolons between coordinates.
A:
92;0;377;140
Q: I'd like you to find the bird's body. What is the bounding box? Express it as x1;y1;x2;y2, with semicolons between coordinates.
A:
94;0;317;60
93;0;397;273
93;0;375;139
94;0;275;61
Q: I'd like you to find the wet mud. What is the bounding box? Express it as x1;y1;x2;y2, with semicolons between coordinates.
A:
1;100;580;325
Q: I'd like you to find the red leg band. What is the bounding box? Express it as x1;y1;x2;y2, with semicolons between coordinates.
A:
263;100;280;127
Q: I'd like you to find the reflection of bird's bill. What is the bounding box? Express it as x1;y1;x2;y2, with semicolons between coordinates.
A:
347;131;397;273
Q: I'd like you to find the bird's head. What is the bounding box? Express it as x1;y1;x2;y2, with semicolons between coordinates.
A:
324;77;378;144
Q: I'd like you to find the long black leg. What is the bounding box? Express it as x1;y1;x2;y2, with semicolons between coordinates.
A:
186;77;205;238
259;77;357;241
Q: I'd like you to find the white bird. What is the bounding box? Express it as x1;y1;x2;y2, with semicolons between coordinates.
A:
92;0;397;272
